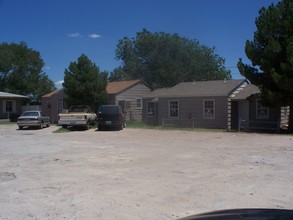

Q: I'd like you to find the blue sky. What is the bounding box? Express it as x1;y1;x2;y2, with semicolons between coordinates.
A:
0;0;279;87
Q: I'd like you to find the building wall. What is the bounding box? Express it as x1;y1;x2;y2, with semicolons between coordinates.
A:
248;95;280;130
42;91;66;123
0;98;24;119
143;96;229;129
115;82;151;121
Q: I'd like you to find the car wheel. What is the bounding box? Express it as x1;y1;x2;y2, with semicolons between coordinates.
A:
47;122;50;127
85;121;90;130
39;122;44;129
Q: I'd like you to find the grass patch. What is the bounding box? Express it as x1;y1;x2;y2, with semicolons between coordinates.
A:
126;120;226;132
53;127;70;133
0;120;15;125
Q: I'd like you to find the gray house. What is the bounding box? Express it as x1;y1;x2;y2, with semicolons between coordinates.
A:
106;80;151;121
41;80;151;123
142;79;283;131
0;91;29;120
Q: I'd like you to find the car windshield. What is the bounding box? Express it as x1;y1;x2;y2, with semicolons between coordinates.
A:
69;106;88;112
22;112;39;116
99;106;118;114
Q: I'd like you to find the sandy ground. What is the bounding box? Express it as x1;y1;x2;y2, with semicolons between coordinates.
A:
0;124;292;220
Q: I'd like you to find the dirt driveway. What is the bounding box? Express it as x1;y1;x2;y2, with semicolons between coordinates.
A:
0;124;292;219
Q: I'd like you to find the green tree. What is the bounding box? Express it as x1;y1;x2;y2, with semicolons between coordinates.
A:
0;42;55;102
63;54;108;111
114;29;231;89
237;0;293;132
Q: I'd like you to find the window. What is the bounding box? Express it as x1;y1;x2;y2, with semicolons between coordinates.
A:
136;98;142;109
203;99;215;119
169;100;179;118
58;99;63;113
147;102;155;117
5;101;13;112
256;99;269;119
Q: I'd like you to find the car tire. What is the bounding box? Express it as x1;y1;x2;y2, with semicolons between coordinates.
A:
39;122;44;129
98;125;103;131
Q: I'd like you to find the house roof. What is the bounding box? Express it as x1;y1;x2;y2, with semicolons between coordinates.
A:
144;79;247;98
0;91;29;99
231;84;260;100
106;80;144;94
41;80;146;98
42;88;64;98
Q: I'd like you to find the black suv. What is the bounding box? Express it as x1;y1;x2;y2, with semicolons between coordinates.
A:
96;105;126;130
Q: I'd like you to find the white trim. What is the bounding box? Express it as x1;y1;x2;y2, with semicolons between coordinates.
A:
136;98;142;109
169;100;179;118
203;99;215;119
147;101;155;117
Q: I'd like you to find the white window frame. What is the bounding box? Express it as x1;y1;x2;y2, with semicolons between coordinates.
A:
203;99;215;119
147;101;155;117
136;98;142;109
256;99;269;119
169;100;179;118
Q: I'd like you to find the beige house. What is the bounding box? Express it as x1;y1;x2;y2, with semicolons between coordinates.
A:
41;80;151;123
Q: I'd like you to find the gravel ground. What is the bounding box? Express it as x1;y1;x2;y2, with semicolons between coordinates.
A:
0;124;293;220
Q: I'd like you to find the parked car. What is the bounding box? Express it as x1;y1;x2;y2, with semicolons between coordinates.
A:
58;105;96;130
177;208;293;220
96;105;126;130
17;111;50;129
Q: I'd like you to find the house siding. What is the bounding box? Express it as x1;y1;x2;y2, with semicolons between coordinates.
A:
148;96;229;129
42;91;66;123
0;98;23;119
114;82;151;121
248;95;280;130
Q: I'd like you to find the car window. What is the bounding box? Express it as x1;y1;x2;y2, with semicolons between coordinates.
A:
22;112;39;116
99;106;119;114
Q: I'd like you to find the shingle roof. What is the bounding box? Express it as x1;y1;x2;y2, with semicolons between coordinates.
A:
231;84;260;100
0;91;29;99
106;80;143;94
42;80;147;97
144;79;247;98
42;88;64;98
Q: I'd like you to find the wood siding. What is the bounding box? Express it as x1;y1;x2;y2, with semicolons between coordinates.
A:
0;98;23;119
144;96;229;129
114;82;151;121
41;91;66;123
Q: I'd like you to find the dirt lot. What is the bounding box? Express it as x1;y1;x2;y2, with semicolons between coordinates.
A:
0;124;292;219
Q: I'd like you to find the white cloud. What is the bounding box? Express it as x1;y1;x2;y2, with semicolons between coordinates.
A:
54;80;64;89
67;32;83;38
45;66;51;70
88;33;101;39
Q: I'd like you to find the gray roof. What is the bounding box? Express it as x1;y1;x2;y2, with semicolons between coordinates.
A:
144;79;247;98
0;91;29;99
231;84;260;100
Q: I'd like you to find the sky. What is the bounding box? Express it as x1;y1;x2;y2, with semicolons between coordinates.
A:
0;0;279;88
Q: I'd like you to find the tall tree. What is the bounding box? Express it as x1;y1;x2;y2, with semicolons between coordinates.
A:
0;42;55;102
237;0;293;132
63;54;108;111
114;29;231;89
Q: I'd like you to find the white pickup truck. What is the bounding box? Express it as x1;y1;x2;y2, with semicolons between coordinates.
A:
58;105;96;130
